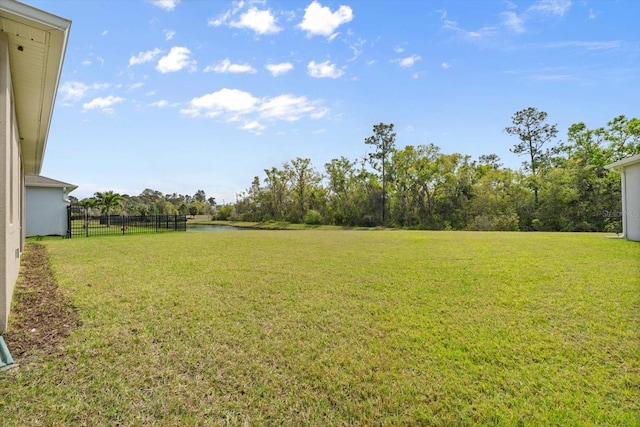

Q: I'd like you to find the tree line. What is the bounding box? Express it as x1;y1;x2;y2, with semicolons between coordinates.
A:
232;108;638;231
75;108;638;232
74;188;216;218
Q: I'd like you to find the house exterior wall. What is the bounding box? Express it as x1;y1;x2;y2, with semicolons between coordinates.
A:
0;32;24;333
25;186;69;236
622;163;640;241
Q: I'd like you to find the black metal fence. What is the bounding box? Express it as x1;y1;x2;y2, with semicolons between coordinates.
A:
67;205;187;238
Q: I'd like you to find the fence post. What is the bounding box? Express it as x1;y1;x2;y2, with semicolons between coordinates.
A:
66;205;72;238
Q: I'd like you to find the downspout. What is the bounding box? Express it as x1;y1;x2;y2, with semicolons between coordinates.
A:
62;187;72;237
0;335;16;370
62;186;70;203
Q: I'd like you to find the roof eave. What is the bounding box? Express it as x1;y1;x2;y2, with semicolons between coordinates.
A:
0;0;71;175
26;183;78;191
0;0;71;30
605;153;640;171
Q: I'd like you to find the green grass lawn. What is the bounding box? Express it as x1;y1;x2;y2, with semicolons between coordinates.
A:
2;231;639;425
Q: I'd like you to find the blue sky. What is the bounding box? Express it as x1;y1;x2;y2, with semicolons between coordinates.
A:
29;0;640;202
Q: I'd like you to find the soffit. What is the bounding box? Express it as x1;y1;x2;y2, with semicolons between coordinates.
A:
0;1;70;175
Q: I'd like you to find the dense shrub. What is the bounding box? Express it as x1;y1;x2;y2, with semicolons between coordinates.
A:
304;210;322;225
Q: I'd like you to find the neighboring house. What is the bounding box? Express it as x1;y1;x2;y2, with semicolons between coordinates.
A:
605;153;640;242
25;175;77;237
1;1;70;334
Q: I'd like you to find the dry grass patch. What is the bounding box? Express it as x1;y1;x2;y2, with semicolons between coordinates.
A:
4;243;79;364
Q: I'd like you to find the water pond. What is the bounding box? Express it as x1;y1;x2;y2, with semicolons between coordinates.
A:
186;224;246;232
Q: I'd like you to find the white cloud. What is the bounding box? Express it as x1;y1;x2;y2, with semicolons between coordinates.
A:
208;0;246;27
298;0;353;38
156;47;195;73
396;55;421;68
209;15;228;27
310;106;329;119
443;20;498;40
528;0;572;16
208;2;281;35
441;1;569;47
82;55;105;68
265;62;294;76
348;38;366;61
204;58;257;74
242;121;266;134
540;40;622;50
501;11;525;33
181;88;328;130
182;88;259;118
82;96;125;114
147;99;180;109
60;81;110;102
307;60;344;78
128;83;145;91
148;100;170;108
129;48;162;67
149;0;180;11
259;94;319;121
230;7;281;35
504;1;518;10
441;62;451;69
164;30;176;40
60;81;89;101
532;73;574;81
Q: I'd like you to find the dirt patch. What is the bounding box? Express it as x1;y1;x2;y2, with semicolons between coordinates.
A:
3;243;79;365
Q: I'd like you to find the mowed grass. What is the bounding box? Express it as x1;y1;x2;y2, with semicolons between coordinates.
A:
2;230;639;426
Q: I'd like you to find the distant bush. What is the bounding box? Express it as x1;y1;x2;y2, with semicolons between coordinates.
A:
304;210;322;225
215;205;234;221
604;220;622;234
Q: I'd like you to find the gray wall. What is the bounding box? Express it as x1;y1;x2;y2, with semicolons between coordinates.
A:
623;163;640;241
25;186;70;237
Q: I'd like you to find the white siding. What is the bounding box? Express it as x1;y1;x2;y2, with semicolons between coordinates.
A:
623;163;640;242
25;186;69;236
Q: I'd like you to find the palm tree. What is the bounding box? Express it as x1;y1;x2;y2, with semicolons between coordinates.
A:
78;198;97;229
94;190;124;227
79;197;97;212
